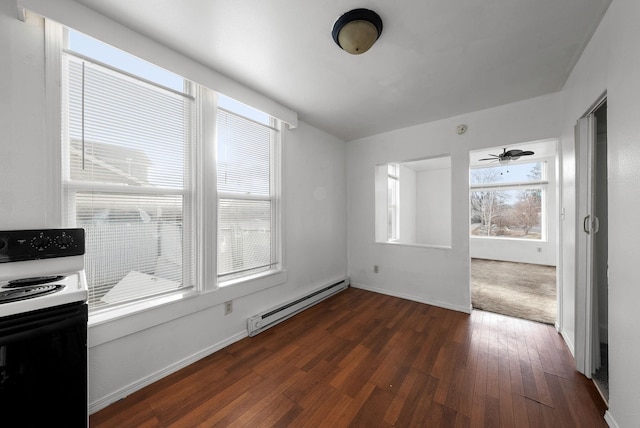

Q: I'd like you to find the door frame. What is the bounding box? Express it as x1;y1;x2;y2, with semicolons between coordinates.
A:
574;94;606;376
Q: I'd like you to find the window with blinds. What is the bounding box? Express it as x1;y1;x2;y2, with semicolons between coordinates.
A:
216;102;280;282
63;31;195;309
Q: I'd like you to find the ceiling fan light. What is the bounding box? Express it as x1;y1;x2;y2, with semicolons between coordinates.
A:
332;9;383;55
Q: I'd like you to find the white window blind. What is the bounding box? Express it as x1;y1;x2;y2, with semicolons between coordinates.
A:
216;108;279;281
63;48;195;309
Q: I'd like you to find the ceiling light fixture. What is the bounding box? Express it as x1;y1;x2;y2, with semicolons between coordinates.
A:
332;8;383;55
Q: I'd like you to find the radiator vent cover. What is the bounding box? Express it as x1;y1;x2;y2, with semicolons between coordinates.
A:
247;277;349;336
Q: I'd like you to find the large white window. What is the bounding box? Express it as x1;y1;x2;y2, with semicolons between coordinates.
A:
470;162;546;240
59;28;283;311
216;98;281;283
62;30;196;309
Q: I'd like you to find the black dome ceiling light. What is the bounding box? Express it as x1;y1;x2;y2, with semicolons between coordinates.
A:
332;8;383;55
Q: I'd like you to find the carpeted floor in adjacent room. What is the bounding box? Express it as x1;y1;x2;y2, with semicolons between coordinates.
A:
471;258;557;325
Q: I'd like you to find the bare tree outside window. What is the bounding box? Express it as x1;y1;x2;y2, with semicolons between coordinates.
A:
510;189;542;236
470;168;505;236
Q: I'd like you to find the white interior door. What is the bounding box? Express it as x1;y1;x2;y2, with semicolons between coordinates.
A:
575;114;599;376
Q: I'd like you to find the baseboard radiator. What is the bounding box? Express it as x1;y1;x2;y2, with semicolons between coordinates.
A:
247;277;349;337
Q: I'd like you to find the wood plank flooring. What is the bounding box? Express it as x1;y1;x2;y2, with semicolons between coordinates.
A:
90;288;607;427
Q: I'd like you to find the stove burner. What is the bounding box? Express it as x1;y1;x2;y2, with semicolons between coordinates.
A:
5;275;65;288
0;284;64;304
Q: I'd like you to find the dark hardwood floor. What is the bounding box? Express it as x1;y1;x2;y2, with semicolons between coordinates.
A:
90;287;607;427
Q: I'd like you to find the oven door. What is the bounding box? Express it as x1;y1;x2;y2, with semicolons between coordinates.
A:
0;303;88;427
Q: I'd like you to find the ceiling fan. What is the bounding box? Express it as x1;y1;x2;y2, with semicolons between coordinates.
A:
478;148;535;164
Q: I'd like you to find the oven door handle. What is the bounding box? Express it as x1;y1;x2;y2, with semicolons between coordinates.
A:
0;312;86;345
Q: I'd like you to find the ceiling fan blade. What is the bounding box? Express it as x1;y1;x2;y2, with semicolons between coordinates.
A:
504;149;523;157
478;158;496;161
519;151;535;156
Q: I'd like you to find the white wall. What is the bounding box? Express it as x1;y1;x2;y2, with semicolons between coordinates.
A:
470;155;557;266
559;1;640;425
558;3;610;361
347;92;561;313
601;1;640;425
0;2;347;412
0;3;48;227
416;168;451;246
374;165;387;242
398;164;416;244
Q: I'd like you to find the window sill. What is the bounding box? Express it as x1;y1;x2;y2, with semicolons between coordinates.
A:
205;269;288;304
376;241;452;250
470;236;547;243
219;268;285;288
88;288;199;328
88;269;288;348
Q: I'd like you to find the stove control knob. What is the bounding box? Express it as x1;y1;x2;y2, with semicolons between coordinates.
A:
30;233;52;251
56;234;74;249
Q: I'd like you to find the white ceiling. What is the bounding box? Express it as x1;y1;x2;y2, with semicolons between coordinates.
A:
72;0;610;141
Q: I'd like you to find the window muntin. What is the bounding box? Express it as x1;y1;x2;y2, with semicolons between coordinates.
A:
216;99;280;283
63;30;194;309
470;161;546;240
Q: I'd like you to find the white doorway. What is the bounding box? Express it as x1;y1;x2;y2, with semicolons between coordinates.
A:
469;139;559;324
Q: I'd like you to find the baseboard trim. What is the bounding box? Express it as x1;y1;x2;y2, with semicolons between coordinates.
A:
350;283;471;314
604;410;619;428
560;329;575;357
89;330;248;415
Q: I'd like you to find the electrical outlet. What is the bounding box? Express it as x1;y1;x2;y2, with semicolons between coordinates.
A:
224;300;233;315
374;265;379;274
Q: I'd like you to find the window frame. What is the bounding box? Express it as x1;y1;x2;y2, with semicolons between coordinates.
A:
215;106;282;286
469;161;548;241
60;31;198;311
47;23;286;326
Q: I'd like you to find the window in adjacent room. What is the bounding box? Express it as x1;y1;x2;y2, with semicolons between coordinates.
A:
469;161;546;240
216;96;281;284
387;163;400;241
375;155;452;247
62;29;195;309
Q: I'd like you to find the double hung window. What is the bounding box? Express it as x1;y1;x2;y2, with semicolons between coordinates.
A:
216;98;280;283
60;29;282;311
62;31;195;309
